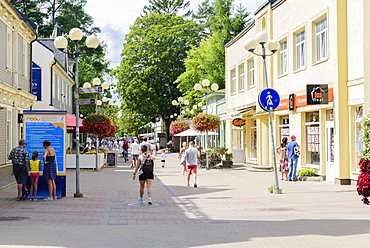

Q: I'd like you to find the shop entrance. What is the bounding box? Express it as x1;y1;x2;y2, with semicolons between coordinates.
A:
326;121;335;182
232;129;245;163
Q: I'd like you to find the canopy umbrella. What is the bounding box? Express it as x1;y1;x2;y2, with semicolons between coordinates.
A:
174;128;218;137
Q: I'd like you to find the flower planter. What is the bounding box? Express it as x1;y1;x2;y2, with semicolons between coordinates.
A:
66;153;105;170
222;160;233;168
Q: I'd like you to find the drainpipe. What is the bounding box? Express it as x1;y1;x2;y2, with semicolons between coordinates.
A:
50;60;57;106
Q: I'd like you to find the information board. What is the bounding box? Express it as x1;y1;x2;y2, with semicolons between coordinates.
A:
106;151;118;167
23;111;67;175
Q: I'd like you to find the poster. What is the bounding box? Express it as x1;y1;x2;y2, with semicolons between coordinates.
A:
23;111;66;175
307;124;320;152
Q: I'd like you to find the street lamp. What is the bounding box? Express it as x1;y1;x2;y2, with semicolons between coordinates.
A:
54;27;100;198
244;31;281;193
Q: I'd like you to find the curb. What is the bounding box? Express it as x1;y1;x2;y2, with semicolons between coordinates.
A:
298;176;324;182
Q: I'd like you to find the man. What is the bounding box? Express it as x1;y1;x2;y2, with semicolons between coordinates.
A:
184;141;200;187
130;139;140;168
140;137;152;155
122;138;129;162
8;139;29;200
286;135;300;181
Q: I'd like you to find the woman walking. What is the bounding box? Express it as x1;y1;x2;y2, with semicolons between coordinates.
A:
276;137;289;181
133;145;154;205
43;140;57;200
178;142;187;175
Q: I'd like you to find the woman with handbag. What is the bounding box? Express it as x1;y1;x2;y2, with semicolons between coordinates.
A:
276;137;289;181
43;140;57;200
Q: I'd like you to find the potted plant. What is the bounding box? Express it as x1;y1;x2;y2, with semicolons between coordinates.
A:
357;113;370;204
223;152;233;168
192;113;221;132
170;121;190;135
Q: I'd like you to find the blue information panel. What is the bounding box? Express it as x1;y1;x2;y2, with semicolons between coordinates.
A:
23;111;66;175
31;62;42;101
79;98;96;105
79;86;102;94
258;88;280;111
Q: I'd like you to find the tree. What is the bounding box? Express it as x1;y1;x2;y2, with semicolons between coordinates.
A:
9;0;47;25
114;13;200;140
176;0;250;106
143;0;191;16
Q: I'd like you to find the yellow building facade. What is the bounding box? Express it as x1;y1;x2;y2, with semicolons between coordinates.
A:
225;0;366;184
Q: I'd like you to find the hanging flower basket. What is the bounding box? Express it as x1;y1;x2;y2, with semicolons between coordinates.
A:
105;124;116;137
357;113;370;204
82;114;112;137
192;113;221;132
170;121;190;135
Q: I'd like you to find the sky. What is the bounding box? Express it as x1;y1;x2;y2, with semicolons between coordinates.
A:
84;0;263;70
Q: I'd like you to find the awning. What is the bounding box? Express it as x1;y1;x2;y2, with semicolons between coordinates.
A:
232;106;256;118
174;129;218;137
67;114;86;133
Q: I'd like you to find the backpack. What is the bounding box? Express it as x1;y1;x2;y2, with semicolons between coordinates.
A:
141;156;154;174
293;142;300;157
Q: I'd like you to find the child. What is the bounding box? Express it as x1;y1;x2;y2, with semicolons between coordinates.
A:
29;151;41;201
161;150;166;168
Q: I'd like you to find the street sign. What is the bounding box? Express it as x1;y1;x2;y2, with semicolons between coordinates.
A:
79;98;96;105
79;86;103;94
258;88;280;111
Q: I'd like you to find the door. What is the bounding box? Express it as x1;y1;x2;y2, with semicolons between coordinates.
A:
232;129;245;163
326;122;335;182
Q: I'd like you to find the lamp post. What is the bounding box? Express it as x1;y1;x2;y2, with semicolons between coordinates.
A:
194;79;219;169
172;97;189;121
244;31;282;193
54;28;99;198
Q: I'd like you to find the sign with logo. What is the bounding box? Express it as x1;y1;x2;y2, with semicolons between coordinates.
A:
289;94;295;111
79;98;96;105
31;62;42;101
307;84;328;105
258;88;280;111
18;114;23;123
232;118;246;127
79;86;102;94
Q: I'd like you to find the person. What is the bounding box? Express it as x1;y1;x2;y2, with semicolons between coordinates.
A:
184;141;200;187
161;150;166;168
8;139;29;201
133;145;154;205
178;142;187;175
43;140;57;200
194;137;200;147
167;139;173;152
122;138;129;162
276;137;289;181
286;135;300;181
140;137;151;154
150;140;156;156
130;139;140;168
29;151;41;201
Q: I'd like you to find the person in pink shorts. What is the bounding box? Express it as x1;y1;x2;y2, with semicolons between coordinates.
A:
29;151;41;201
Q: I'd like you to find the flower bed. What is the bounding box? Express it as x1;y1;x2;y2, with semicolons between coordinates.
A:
357;113;370;204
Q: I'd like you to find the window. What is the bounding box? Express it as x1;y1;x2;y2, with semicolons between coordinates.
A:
250;119;257;159
279;40;288;75
7;28;12;69
315;17;327;62
238;64;245;91
6;111;12;160
248;59;255;88
355;106;363;168
306;111;321;167
295;30;306;69
22;41;28;76
231;69;236;94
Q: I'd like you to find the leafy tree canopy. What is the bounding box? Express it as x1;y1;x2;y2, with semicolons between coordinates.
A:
114;13;200;139
143;0;191;16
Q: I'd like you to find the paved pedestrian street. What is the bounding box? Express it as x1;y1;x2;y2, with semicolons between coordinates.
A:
0;153;369;248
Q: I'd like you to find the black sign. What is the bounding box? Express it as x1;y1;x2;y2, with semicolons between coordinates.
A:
306;84;328;105
106;152;117;167
289;94;295;111
18;114;23;123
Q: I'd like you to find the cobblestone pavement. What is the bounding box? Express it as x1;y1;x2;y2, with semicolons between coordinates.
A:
0;153;369;248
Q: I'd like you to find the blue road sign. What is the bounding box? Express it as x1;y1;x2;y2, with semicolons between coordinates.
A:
258;88;280;111
79;98;96;105
79;86;103;94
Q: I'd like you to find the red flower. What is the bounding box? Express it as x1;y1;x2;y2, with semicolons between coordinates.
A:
170;121;190;135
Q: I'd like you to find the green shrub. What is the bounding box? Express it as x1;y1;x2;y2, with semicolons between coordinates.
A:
267;184;276;193
298;168;316;177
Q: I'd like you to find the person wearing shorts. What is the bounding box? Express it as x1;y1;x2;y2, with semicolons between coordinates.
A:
130;139;140;168
133;145;154;205
184;141;200;188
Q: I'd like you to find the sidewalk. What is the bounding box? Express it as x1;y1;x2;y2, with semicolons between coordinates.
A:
0;152;368;248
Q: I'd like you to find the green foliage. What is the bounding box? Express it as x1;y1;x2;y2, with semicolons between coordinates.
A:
114;13;199;139
225;152;233;161
297;168;316;177
361;113;370;161
268;184;276;193
143;0;191;16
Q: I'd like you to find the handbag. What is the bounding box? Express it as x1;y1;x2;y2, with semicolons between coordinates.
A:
294;146;301;157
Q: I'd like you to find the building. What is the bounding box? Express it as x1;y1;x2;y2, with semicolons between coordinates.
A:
225;0;368;184
0;0;37;177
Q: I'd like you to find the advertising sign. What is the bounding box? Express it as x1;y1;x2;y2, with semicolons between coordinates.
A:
289;94;295;111
31;62;42;101
23;111;66;175
258;88;280;111
306;84;328;105
232;118;246;127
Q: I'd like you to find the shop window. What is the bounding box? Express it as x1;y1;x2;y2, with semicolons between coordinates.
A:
307;111;319;122
356;106;364;168
6;111;12;160
306;124;320;166
250;119;257;158
326;109;334;121
279;116;290;142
